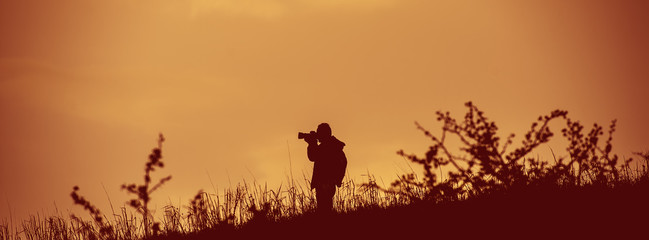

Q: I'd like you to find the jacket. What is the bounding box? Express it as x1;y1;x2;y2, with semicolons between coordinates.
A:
307;136;347;189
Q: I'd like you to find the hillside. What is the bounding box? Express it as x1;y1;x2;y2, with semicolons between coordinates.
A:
160;181;648;239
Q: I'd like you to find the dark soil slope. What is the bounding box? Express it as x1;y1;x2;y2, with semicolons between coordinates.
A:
157;182;649;240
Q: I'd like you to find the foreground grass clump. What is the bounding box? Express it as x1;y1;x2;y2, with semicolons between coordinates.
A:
0;178;394;240
0;133;396;240
1;102;648;240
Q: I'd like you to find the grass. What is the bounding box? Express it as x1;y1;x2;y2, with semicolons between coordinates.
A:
1;176;400;240
1;101;648;239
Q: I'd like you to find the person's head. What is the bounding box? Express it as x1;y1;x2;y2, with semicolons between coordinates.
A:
316;123;332;141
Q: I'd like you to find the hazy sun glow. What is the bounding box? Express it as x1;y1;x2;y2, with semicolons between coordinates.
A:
1;0;647;221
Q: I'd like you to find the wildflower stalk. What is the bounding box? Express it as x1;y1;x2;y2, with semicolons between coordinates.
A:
121;133;171;238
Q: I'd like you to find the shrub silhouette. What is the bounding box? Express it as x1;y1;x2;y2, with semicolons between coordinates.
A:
121;134;171;238
66;134;171;240
386;101;633;202
70;186;114;239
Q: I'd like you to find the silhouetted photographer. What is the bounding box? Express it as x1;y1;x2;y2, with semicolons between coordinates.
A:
299;123;347;212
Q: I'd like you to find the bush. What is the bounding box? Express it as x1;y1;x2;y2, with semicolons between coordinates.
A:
389;101;637;201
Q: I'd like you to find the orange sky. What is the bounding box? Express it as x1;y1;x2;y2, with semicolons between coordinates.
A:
1;0;648;221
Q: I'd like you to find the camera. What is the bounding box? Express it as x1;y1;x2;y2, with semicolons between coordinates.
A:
298;131;317;140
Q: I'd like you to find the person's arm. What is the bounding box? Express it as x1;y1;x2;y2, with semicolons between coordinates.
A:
306;140;320;162
335;152;347;186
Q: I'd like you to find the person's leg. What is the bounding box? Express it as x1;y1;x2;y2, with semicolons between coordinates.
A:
316;184;336;212
316;186;326;211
